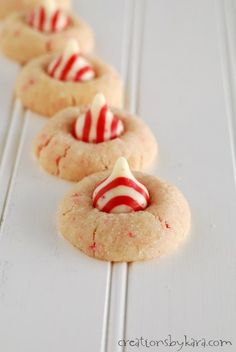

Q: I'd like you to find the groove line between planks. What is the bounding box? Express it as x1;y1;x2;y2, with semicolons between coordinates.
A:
104;1;147;351
216;0;236;185
0;101;25;227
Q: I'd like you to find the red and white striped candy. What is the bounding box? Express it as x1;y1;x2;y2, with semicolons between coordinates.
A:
93;157;150;214
74;94;124;143
27;0;70;33
47;39;95;82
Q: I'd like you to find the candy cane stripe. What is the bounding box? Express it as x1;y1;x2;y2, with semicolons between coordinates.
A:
74;94;124;143
92;157;150;214
82;111;92;142
39;7;46;31
51;9;60;31
111;117;119;138
75;66;94;81
27;5;69;33
93;177;149;207
60;54;78;80
48;40;95;82
49;56;62;77
101;196;143;213
96;106;107;143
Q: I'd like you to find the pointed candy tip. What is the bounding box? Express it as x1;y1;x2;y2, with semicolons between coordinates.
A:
41;0;57;12
90;93;106;119
112;157;131;177
64;39;80;56
91;93;106;111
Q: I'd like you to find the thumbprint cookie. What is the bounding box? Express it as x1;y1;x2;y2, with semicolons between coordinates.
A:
0;0;94;64
58;157;191;262
33;93;157;181
16;40;123;116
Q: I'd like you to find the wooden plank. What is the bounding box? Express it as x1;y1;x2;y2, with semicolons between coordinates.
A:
0;1;127;351
0;101;24;218
0;56;18;163
0;56;20;216
125;0;236;349
220;0;236;166
0;113;110;352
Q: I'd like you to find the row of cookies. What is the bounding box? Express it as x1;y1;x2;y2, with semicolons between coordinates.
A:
0;0;191;262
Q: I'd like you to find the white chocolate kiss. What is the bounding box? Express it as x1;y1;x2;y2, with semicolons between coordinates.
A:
47;40;95;81
92;157;150;214
74;93;124;143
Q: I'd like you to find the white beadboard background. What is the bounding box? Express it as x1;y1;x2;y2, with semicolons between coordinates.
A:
0;0;236;351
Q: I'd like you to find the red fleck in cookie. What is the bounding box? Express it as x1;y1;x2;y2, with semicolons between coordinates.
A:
0;0;94;64
16;40;123;116
58;158;191;262
33;94;157;181
0;0;70;20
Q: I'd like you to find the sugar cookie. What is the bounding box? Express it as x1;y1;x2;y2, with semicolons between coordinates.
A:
16;42;123;116
0;1;94;64
58;158;191;262
33;95;157;181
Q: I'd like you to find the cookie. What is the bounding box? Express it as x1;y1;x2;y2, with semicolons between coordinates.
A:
33;94;158;181
0;1;94;64
58;158;191;262
0;0;70;20
16;41;123;116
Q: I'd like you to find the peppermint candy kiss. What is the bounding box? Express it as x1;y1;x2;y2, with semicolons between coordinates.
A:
93;157;150;214
74;94;124;143
48;39;95;82
27;0;70;33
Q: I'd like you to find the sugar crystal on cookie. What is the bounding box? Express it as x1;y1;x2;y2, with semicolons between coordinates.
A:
92;157;150;213
47;39;95;81
74;93;124;143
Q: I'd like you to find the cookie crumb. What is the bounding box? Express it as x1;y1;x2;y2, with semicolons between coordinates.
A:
55;156;61;166
22;78;36;91
13;29;21;37
128;232;135;238
89;242;96;251
165;222;171;229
